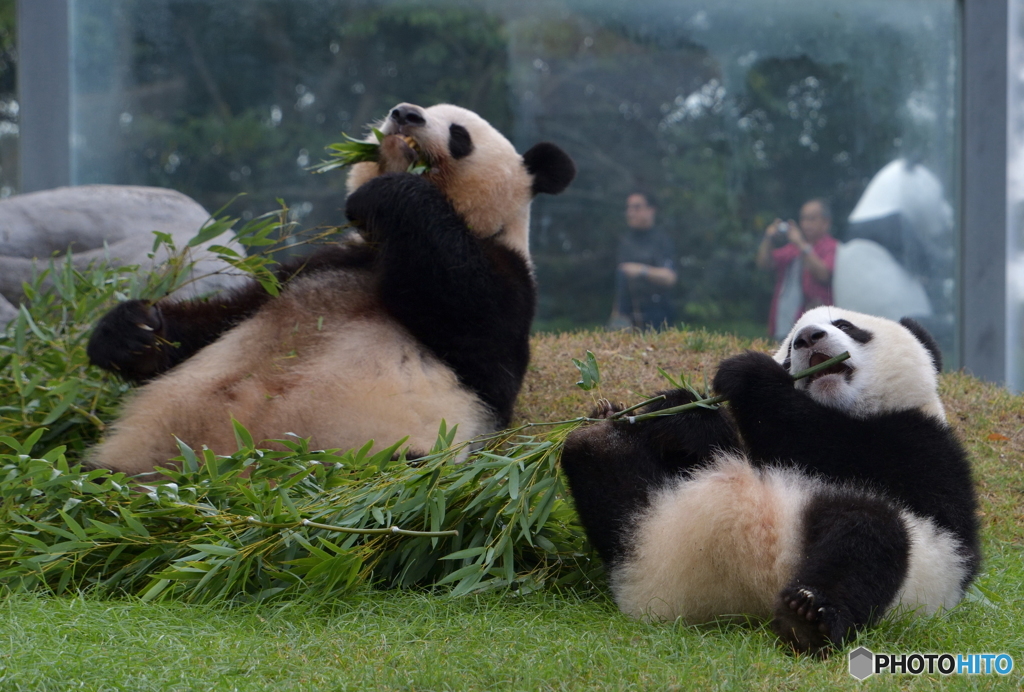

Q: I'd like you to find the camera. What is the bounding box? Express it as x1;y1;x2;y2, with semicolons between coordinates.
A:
772;221;790;247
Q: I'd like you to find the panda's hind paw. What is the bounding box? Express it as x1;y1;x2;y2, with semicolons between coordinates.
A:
771;585;854;656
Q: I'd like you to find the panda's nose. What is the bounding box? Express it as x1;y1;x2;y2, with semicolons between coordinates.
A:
390;104;426;127
793;326;827;350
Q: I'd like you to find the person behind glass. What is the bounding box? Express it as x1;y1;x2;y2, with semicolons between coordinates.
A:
756;198;838;341
608;192;678;330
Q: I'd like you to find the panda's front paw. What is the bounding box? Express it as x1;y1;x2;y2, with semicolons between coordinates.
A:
344;176;387;227
712;351;790;401
345;173;437;232
86;300;169;382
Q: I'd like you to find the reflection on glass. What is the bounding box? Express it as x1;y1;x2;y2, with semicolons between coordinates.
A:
69;0;959;360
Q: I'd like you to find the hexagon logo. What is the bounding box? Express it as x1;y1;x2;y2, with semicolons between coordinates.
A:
849;646;875;680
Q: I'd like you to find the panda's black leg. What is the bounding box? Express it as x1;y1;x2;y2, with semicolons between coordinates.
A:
560;389;738;569
772;491;910;655
86;245;373;383
560;418;667;569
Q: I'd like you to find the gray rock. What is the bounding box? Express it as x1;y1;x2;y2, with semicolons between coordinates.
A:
0;292;16;326
0;185;247;327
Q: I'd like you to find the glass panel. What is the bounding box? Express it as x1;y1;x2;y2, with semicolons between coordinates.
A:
68;0;960;360
1010;0;1023;393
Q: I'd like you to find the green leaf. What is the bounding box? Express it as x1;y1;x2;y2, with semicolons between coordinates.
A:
231;418;255;450
508;463;520;501
440;546;488;561
140;579;171;602
190;544;239;558
56;510;90;541
186;216;236;247
572;350;601;391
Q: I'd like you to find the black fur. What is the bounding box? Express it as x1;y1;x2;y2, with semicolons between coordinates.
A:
900;316;943;372
447;123;474;160
560;342;979;655
560;389;739;569
830;318;874;345
345;172;535;426
523;142;576;196
772;489;910;652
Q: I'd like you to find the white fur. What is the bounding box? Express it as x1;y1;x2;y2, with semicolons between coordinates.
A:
773;306;946;421
346;103;535;260
611;453;812;622
891;511;972;616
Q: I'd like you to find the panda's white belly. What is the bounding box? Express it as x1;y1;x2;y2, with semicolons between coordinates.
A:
89;284;492;475
610;453;810;623
609;453;971;625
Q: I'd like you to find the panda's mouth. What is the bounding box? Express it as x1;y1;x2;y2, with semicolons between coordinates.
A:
805;351;854;383
394;134;431;169
378;134;430;173
399;135;421;155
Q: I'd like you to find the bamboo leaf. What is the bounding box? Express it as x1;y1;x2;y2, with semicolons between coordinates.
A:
231;418;254;450
191;544;238;557
572;350;601;390
439;546;487;562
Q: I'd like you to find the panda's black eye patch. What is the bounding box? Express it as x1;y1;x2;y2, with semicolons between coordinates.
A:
448;124;474;160
832;319;873;344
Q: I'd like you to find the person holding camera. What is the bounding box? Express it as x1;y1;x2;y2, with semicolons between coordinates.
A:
756;198;837;340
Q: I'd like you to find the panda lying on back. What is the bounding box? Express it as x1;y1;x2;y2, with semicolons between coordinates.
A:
560;307;979;654
86;103;575;475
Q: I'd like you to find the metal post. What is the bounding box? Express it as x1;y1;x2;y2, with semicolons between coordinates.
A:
961;0;1009;384
17;0;70;192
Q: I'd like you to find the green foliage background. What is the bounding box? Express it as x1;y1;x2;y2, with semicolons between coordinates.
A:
61;1;957;337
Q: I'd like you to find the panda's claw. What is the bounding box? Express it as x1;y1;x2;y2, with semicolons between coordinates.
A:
772;584;854;656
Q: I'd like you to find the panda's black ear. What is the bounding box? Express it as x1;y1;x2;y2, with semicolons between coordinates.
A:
523;142;576;196
899;317;943;373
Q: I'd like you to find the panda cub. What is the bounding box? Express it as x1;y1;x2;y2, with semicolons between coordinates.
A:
560;307;979;653
86;103;575;475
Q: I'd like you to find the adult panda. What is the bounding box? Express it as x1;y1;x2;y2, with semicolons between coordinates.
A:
560;307;979;654
86;103;575;476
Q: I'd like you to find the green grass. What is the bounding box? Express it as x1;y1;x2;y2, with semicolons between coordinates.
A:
1;249;1022;689
2;538;1021;692
3;324;1023;690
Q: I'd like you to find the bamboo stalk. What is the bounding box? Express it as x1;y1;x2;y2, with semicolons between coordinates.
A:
626;351;851;423
245;516;459;538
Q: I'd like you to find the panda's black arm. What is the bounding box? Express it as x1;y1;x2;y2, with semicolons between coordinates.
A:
345;174;503;302
87;244;373;383
712;351;886;467
346;173;534;426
